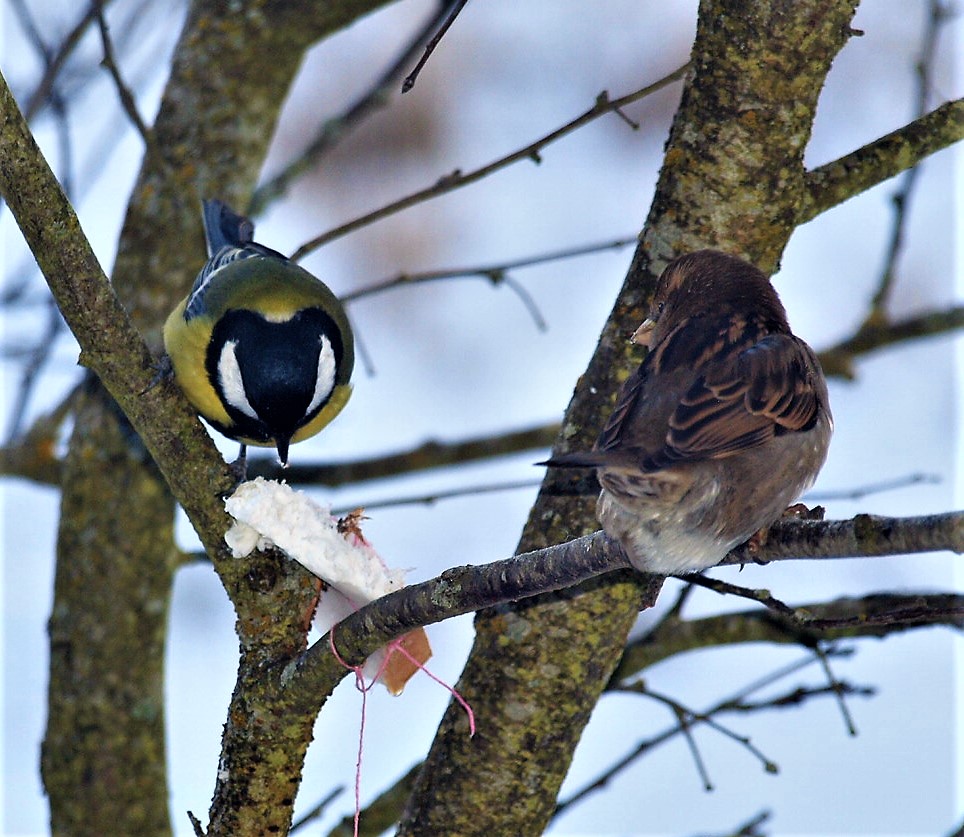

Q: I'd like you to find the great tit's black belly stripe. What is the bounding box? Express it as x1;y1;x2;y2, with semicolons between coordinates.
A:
206;307;345;442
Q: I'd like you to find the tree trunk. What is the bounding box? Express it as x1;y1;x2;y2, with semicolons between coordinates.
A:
398;2;861;833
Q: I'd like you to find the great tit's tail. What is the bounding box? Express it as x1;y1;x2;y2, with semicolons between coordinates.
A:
202;199;254;256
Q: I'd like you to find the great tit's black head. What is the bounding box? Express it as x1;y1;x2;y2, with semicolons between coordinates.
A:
206;307;347;464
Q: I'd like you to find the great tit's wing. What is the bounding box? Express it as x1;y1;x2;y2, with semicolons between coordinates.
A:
185;200;290;319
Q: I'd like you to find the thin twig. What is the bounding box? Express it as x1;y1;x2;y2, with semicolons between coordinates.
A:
186;810;206;837
291;66;690;260
640;685;779;788
22;3;108;120
331;478;540;516
324;764;421;837
289;785;345;835
684;575;803;623
811;643;858;736
246;422;560;485
402;0;469;93
697;809;771;837
342;235;637;302
556;652;866;818
808;472;940;501
94;0;152;146
5;1;75;440
866;0;951;320
249;1;460;215
5;298;66;442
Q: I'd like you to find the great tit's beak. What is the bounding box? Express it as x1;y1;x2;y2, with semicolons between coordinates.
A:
276;436;291;468
631;318;655;347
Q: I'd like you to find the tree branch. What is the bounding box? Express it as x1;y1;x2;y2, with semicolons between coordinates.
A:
290;66;689;260
283;509;964;715
613;591;964;684
94;0;153;147
248;0;459;216
341;235;637;302
0;66;243;584
800;98;964;224
818;305;964;379
247;422;559;484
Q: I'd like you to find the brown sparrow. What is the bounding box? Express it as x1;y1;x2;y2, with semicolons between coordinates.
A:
545;250;832;575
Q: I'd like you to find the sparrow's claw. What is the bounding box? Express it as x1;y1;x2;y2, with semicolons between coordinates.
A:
782;502;826;521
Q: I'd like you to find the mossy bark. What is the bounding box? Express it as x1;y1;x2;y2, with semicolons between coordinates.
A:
42;383;177;837
398;2;861;834
35;2;395;836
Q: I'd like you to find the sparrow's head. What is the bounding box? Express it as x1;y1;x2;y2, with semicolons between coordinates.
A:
633;250;790;348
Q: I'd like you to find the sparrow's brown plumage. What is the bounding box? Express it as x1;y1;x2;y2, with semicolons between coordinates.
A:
546;249;832;575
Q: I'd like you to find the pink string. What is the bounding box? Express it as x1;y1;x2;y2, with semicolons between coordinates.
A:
328;628;477;837
329;631;370;837
384;635;477;737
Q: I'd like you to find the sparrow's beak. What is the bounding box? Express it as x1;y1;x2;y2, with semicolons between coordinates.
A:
631;318;655;347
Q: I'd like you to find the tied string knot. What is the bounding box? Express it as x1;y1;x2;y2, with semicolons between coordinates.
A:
328;627;476;837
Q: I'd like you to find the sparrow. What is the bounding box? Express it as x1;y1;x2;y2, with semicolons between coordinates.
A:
544;249;832;575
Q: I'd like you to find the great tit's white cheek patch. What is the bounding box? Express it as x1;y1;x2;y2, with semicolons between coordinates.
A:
306;335;337;416
218;340;259;420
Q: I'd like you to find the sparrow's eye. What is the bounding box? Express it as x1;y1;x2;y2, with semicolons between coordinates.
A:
655;301;665;319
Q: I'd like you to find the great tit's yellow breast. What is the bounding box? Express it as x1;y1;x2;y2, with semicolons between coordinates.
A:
290;383;353;444
162;298;233;427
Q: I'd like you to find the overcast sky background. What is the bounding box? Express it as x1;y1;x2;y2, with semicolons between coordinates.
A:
3;2;962;835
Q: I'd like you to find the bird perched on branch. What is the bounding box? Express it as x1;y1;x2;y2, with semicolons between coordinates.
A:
163;199;354;466
543;249;832;575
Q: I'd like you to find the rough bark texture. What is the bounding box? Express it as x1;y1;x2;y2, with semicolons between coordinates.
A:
42;382;177;836
29;1;395;835
398;2;861;834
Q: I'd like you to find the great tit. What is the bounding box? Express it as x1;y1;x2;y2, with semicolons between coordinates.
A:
163;199;354;466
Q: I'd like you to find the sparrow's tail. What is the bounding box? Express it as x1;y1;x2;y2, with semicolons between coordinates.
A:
538;451;605;469
202;198;254;255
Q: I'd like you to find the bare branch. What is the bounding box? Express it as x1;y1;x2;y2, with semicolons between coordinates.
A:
558;651;872;819
817;305;964;379
21;3;105;120
0;67;237;560
323;765;419;837
4;298;66;441
685;574;800;620
289;785;345;835
800;98;963;224
721;511;964;566
808;472;940;501
342;235;637;302
247;422;559;484
284;510;964;716
331;478;539;516
94;1;152;146
613;592;964;685
249;1;459;215
291;66;690;260
865;0;951;319
401;0;468;94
